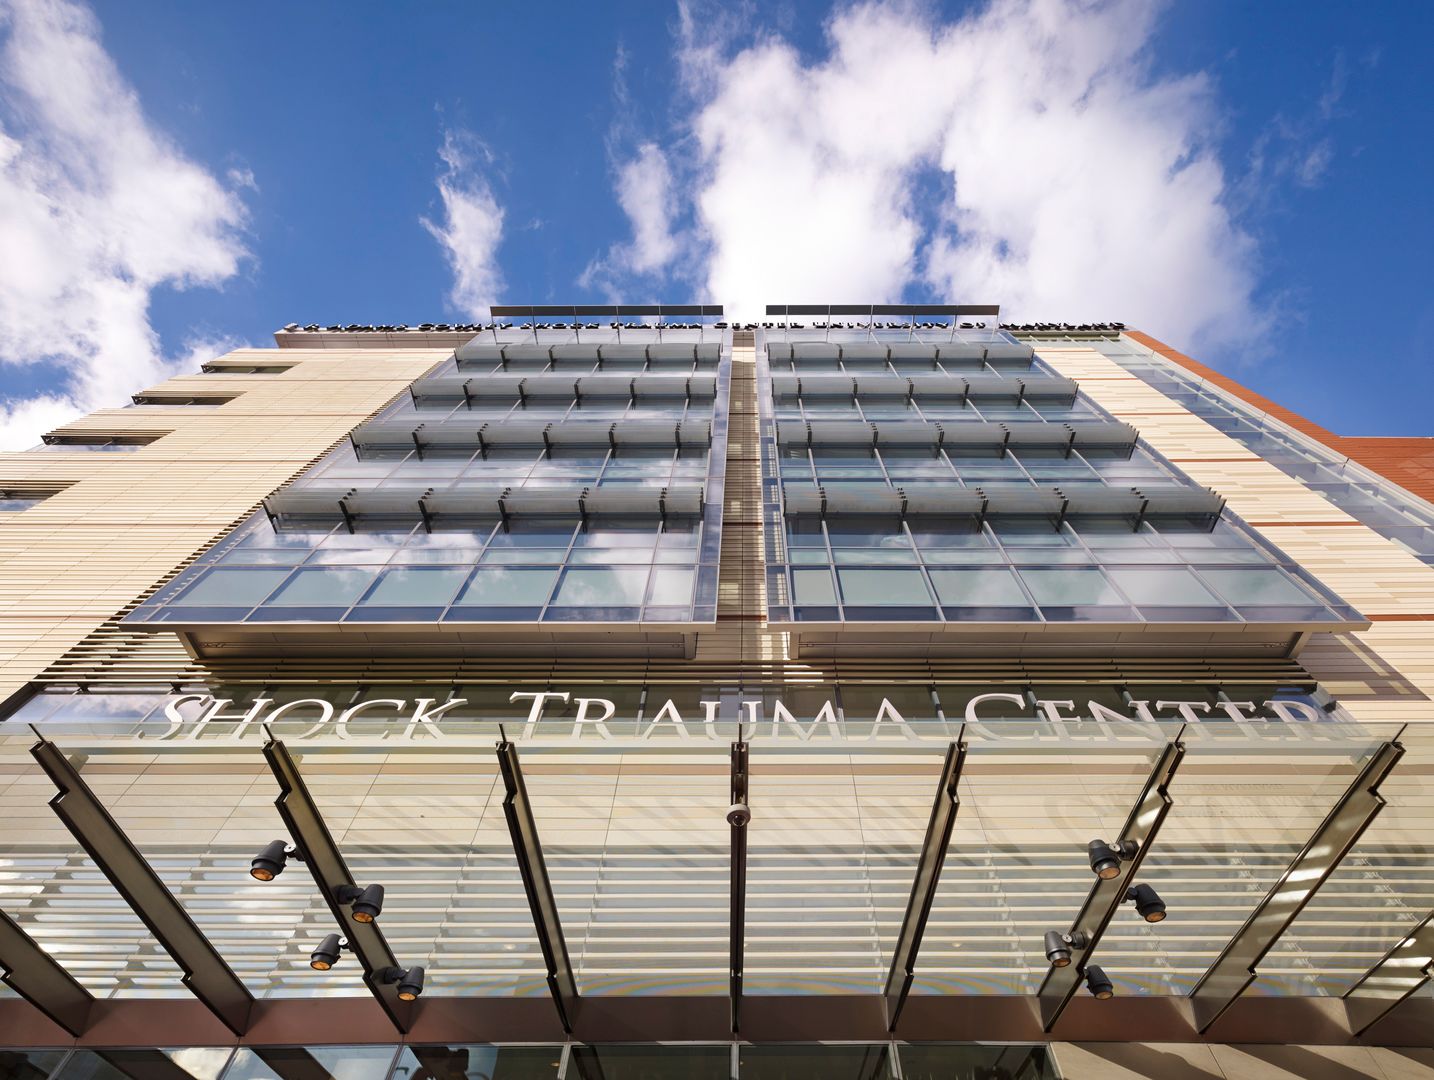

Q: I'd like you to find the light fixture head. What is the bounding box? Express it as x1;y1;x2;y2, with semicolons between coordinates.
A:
335;882;385;923
1042;929;1088;968
380;964;424;1001
1087;838;1137;880
1085;965;1114;999
309;934;347;971
726;802;751;827
1043;930;1072;968
1126;883;1167;923
250;840;295;881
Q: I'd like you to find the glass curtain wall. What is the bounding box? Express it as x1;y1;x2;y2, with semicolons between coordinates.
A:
125;324;729;627
757;328;1359;626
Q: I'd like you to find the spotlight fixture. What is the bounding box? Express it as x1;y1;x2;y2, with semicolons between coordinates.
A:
1042;929;1089;968
1084;965;1114;999
726;802;751;827
1087;838;1139;880
309;934;348;971
249;840;299;881
379;964;425;1001
1125;883;1167;923
334;883;385;923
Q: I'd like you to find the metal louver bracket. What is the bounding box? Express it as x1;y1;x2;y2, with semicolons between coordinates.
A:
0;906;95;1036
884;733;968;1032
30;733;255;1035
1037;729;1186;1031
937;342;988;362
889;343;939;361
1188;734;1406;1034
1345;909;1434;1035
729;736;750;1033
497;733;579;1033
262;734;415;1033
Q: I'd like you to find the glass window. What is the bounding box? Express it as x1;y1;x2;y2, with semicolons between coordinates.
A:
173;568;289;606
389;1046;560;1080
53;1049;233;1080
837;567;932;606
268;567;377;606
793;568;837;605
455;568;558;606
648;566;695;605
928;568;1029;607
553;567;650;606
222;1047;398;1080
0;1049;69;1080
1107;567;1223;606
1203;568;1319;606
1019;568;1125;606
359;567;469;606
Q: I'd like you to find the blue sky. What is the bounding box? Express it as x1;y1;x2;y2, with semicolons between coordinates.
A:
0;0;1429;448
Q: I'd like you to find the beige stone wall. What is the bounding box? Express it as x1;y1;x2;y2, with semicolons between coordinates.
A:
0;347;446;703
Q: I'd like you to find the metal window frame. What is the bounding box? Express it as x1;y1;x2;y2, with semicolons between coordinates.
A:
1036;727;1187;1031
883;732;968;1032
29;732;254;1035
1189;733;1406;1033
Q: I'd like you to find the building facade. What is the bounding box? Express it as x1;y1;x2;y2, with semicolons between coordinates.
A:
2;304;1433;1079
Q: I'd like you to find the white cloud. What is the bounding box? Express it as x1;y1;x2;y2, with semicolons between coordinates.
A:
0;0;250;450
581;142;680;296
421;131;505;320
596;0;1266;351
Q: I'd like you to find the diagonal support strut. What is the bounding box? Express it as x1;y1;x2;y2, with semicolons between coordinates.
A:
497;733;579;1033
31;732;254;1035
263;734;415;1033
883;731;968;1032
0;905;95;1036
1037;728;1186;1032
1189;734;1406;1033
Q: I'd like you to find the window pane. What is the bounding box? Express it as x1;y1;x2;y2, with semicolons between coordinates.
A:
174;568;289;606
1202;568;1317;606
455;568;558;606
1107;567;1222;606
928;568;1028;606
389;1045;560;1080
269;568;377;606
648;566;695;605
553;567;650;606
793;569;837;605
360;567;469;606
222;1047;397;1080
837;568;932;606
1019;569;1124;606
0;1049;69;1080
54;1049;233;1080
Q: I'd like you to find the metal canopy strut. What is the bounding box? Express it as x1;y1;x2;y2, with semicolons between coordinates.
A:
1037;727;1187;1032
1189;734;1406;1033
1345;909;1434;1035
0;906;95;1036
729;736;750;1033
497;732;579;1033
262;734;415;1033
30;732;255;1035
883;731;968;1032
